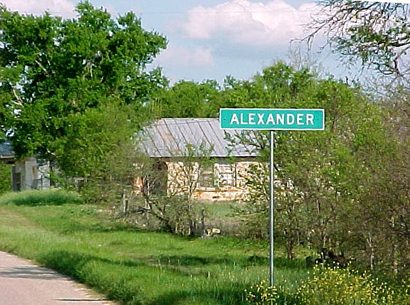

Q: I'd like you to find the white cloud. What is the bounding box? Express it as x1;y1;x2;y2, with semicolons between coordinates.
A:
181;0;319;48
155;44;214;68
1;0;76;18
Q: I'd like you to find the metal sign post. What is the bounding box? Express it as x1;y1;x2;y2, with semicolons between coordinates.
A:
219;108;325;287
269;130;275;286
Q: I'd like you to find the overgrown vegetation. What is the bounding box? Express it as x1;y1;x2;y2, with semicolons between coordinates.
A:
132;143;214;236
0;197;407;305
0;162;11;194
0;199;308;305
224;64;409;279
295;267;408;305
245;268;409;305
0;189;82;206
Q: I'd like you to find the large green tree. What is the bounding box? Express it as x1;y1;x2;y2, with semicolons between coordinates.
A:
0;2;166;161
151;80;220;118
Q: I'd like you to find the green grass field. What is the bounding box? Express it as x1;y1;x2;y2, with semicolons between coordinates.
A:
1;190;407;305
0;193;308;305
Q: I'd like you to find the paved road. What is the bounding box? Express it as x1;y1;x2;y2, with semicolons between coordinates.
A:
0;251;114;305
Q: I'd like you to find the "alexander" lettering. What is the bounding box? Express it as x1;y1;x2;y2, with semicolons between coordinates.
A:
230;112;315;126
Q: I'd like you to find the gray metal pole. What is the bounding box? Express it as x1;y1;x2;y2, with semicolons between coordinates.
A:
269;130;275;287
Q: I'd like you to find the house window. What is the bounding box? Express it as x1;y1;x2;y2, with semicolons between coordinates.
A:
198;162;237;188
198;164;215;188
215;162;236;187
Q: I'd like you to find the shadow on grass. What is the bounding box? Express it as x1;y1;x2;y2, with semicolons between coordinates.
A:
39;249;304;283
145;285;302;305
37;250;250;305
38;250;144;304
152;254;304;269
154;255;238;267
146;285;247;305
38;250;147;277
36;249;305;305
64;222;144;234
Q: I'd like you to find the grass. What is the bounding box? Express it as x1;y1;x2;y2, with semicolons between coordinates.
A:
202;201;242;236
0;189;82;206
204;202;236;219
0;192;308;305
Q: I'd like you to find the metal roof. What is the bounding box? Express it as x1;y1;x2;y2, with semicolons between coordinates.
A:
0;141;14;159
138;118;257;158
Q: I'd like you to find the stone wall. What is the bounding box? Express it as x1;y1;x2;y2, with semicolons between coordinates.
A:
134;159;259;202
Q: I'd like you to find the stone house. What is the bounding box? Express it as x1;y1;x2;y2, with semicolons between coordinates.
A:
137;118;258;202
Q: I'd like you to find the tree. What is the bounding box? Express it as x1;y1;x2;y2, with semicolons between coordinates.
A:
55;100;139;203
151;80;220;118
0;2;167;161
311;1;410;84
230;63;409;276
345;89;410;276
309;1;410;274
229;62;396;261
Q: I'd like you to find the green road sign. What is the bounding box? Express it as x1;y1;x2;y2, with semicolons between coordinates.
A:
220;108;325;130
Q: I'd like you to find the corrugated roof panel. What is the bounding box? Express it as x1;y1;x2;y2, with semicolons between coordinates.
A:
202;120;221;155
161;119;181;155
195;120;215;154
139;126;157;156
138;118;257;158
202;120;226;156
153;121;174;157
164;119;195;155
235;130;259;156
177;119;206;151
139;124;160;157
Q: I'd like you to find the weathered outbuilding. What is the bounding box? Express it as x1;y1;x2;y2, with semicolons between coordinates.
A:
137;118;258;201
0;142;50;191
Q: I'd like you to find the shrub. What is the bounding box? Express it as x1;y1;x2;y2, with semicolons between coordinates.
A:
0;189;82;206
135;195;206;236
0;163;12;195
296;266;399;305
245;280;279;305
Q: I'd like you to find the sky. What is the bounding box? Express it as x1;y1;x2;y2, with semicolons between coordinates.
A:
0;0;373;84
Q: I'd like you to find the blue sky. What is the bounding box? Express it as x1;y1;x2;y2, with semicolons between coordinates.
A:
3;0;361;83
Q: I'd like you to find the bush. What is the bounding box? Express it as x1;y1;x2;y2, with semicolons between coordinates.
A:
245;269;409;305
135;195;206;236
0;189;82;206
0;163;12;195
245;280;279;305
296;267;399;305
